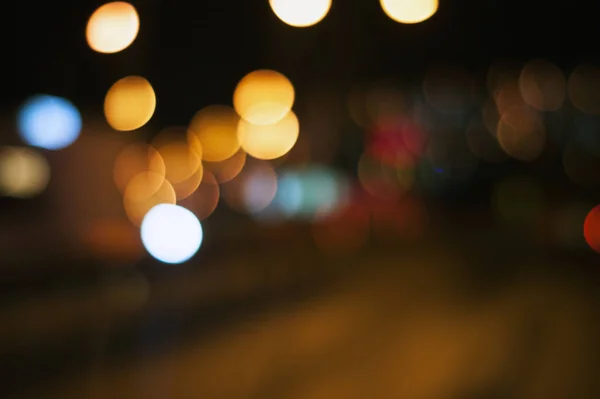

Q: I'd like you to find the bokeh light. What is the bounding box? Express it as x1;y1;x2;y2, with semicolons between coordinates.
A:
303;168;350;220
237;110;300;160
264;171;304;220
152;126;198;151
155;140;203;187
494;79;526;116
141;204;203;264
497;106;546;161
171;163;204;201
151;130;204;200
243;165;278;214
11;4;600;397
18;95;82;150
269;0;332;27
0;146;50;198
370;119;428;161
233;70;295;125
380;0;438;24
204;149;247;184
123;171;176;226
104;76;156;131
189;105;240;162
519;59;566;111
272;167;350;221
487;64;526;120
86;2;140;54
584;205;600;253
221;160;277;214
113;142;165;193
179;171;220;220
568;64;600;115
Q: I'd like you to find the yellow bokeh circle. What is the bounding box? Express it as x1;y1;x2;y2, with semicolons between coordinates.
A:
113;142;165;193
123;171;176;226
237;111;300;160
188;105;240;162
157;141;203;185
86;2;140;54
104;76;156;131
204;149;247;184
233;70;295;126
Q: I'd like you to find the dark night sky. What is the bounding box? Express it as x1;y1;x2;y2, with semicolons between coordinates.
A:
10;0;600;114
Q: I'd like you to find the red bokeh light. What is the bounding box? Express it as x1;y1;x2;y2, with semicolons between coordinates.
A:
583;205;600;253
367;118;427;167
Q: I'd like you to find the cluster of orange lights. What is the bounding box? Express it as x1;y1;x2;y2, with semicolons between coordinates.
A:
81;0;600;255
110;67;302;228
83;2;323;256
7;1;600;261
85;1;304;226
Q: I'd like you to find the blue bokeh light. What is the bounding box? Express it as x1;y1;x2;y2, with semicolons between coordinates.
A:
272;167;349;221
18;95;82;150
274;171;303;216
295;168;343;219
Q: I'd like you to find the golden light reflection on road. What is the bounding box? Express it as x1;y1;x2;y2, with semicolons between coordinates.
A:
25;249;599;399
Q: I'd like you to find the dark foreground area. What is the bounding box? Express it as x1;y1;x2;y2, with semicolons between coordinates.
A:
2;221;600;399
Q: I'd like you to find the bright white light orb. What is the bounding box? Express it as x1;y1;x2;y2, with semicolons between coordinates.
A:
18;95;82;150
86;2;140;54
140;204;203;264
269;0;332;28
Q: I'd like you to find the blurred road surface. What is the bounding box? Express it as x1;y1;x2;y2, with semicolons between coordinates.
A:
4;234;599;399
